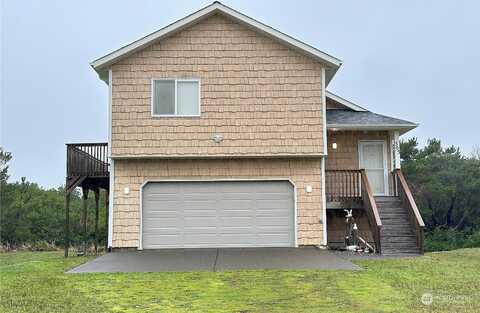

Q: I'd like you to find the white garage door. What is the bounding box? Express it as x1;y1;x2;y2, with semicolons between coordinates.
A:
141;181;295;249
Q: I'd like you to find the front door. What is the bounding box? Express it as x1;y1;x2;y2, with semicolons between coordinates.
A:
359;141;388;195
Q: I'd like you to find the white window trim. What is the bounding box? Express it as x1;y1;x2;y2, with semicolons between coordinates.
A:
151;78;201;117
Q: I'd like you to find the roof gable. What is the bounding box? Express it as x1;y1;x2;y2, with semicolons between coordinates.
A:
326;91;367;112
91;1;342;83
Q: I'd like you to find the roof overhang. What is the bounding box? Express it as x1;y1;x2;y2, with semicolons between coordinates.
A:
91;1;342;84
327;124;418;135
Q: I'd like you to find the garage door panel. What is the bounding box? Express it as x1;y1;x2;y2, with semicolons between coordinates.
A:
143;234;182;245
184;217;218;227
256;199;291;209
256;216;291;226
219;226;254;234
256;209;290;217
219;216;255;227
184;227;217;235
183;234;219;243
256;234;293;245
217;234;256;244
142;181;295;249
219;209;253;217
144;219;180;229
221;200;253;209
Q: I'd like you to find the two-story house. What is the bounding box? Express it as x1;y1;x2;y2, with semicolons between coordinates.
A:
64;2;424;256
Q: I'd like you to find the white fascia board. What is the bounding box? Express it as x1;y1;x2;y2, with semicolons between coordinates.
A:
325;91;368;112
90;4;218;71
327;123;418;134
90;2;342;83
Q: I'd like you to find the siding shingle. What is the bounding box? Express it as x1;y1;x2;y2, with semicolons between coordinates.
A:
111;14;325;157
112;158;324;248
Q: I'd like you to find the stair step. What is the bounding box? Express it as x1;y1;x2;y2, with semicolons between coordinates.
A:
382;223;412;227
382;243;418;248
381;219;411;224
382;250;420;255
377;204;407;212
383;229;413;234
378;206;405;210
381;223;413;227
381;237;417;244
380;229;415;237
380;214;410;220
382;220;412;226
375;196;400;201
378;208;406;213
381;234;416;238
375;199;402;203
377;206;404;211
382;246;419;251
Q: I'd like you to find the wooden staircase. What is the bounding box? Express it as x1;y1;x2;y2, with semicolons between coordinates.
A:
375;196;421;255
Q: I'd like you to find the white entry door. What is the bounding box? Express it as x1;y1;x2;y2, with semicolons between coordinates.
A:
359;141;388;195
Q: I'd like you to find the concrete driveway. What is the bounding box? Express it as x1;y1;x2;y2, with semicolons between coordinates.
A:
68;247;360;273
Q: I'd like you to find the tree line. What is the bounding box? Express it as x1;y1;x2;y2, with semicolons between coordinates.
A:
0;140;479;251
400;139;480;251
0;148;107;250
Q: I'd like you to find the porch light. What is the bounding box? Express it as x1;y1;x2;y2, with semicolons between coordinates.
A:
332;142;338;150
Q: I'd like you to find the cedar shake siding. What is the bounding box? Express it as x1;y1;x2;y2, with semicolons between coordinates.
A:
326;130;396;195
112;158;324;248
110;14;325;158
326;131;392;171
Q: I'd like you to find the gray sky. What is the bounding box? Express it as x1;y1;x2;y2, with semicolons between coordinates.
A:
2;0;479;188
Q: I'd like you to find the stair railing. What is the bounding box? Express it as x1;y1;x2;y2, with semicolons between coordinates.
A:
360;169;382;253
392;169;425;254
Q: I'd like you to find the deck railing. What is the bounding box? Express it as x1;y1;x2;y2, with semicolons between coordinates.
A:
66;143;109;177
325;169;362;202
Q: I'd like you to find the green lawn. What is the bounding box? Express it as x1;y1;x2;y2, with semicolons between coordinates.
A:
0;249;479;313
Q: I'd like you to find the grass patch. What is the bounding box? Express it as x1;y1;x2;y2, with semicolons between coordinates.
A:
1;249;479;312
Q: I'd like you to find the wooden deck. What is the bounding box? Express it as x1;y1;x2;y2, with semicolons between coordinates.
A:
64;143;110;257
325;169;424;254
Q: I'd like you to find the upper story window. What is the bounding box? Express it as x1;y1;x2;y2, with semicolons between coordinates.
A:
152;79;200;116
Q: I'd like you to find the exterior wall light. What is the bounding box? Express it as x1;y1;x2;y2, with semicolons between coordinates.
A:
332;142;338;150
212;133;223;143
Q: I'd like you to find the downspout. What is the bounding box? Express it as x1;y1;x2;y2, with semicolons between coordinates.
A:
107;69;114;251
321;67;328;246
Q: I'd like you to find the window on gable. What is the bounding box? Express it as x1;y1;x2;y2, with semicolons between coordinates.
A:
152;79;200;116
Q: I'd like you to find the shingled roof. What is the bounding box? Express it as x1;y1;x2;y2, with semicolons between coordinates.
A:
326;110;417;133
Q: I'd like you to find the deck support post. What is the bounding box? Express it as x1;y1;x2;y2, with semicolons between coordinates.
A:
81;187;89;255
105;189;109;252
94;189;100;255
64;192;71;258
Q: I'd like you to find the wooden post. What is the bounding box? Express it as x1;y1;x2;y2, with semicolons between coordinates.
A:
105;189;109;252
64;192;71;258
94;189;100;255
81;187;89;255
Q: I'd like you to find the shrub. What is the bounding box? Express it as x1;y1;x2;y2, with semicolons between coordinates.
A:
425;228;480;252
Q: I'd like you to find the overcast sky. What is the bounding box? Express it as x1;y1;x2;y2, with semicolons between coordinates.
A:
2;0;479;188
